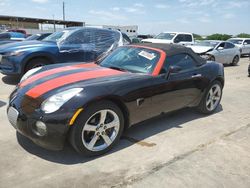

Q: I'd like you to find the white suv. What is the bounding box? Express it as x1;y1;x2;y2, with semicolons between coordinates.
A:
227;38;250;56
142;32;194;46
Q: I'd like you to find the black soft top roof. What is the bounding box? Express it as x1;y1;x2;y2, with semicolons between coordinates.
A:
134;43;206;65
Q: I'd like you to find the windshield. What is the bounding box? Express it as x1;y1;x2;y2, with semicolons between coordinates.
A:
195;41;219;47
228;39;243;45
154;33;176;40
42;30;70;42
26;34;40;40
100;46;160;74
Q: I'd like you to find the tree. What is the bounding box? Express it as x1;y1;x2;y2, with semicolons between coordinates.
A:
236;33;250;38
193;33;203;40
206;34;232;41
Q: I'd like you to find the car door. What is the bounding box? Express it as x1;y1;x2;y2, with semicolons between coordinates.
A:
174;34;184;44
179;34;193;46
213;42;230;64
59;29;96;62
151;53;207;114
242;40;250;55
224;42;237;63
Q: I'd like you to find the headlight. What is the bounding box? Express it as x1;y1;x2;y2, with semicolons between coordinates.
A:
41;88;83;113
20;67;42;83
4;51;24;56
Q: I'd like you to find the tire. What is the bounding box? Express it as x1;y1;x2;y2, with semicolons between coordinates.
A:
208;56;215;61
24;58;50;74
231;55;239;66
197;80;223;114
69;100;124;156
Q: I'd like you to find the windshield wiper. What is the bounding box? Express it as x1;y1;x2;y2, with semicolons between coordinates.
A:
108;66;128;72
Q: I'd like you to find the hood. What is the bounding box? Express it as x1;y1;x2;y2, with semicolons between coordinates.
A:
19;63;142;99
142;38;172;44
0;40;56;52
187;45;214;54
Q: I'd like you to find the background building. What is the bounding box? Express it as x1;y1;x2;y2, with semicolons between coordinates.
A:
0;15;84;34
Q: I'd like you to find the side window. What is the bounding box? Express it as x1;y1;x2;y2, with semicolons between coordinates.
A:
244;40;250;45
217;42;225;49
95;30;116;47
0;33;10;39
225;42;235;49
65;30;93;44
161;53;196;74
174;34;183;43
184;34;192;42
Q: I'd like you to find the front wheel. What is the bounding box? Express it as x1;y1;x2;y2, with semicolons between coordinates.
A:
197;81;222;114
208;55;215;61
231;55;239;66
24;58;50;74
70;101;124;156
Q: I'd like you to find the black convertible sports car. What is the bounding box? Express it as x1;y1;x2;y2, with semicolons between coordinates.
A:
7;43;224;156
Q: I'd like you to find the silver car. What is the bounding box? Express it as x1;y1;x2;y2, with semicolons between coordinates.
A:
188;40;241;65
227;38;250;56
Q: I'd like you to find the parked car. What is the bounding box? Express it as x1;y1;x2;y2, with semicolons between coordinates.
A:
131;34;154;43
188;40;241;65
7;43;224;156
142;32;194;45
0;32;25;46
25;33;52;41
0;27;130;76
7;29;27;35
227;38;250;56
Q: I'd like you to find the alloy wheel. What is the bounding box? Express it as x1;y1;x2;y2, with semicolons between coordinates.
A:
81;109;120;152
206;84;221;111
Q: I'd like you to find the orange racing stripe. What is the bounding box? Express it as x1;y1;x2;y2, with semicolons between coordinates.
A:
20;63;98;88
26;68;124;98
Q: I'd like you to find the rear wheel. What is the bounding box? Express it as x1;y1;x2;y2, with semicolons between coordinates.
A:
197;81;222;114
24;58;50;74
70;101;124;156
231;55;239;66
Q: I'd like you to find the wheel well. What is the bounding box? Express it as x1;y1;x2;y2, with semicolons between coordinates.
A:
109;98;129;130
24;56;53;72
215;77;224;88
234;55;239;60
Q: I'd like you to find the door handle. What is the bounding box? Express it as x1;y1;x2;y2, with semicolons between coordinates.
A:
191;74;202;78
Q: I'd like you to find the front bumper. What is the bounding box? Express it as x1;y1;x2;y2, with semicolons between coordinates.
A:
7;104;72;151
0;55;22;75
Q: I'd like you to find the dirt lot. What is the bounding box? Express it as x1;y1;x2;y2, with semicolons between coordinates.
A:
0;58;249;188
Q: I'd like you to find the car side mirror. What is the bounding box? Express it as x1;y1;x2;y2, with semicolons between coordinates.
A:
169;65;182;74
217;46;224;50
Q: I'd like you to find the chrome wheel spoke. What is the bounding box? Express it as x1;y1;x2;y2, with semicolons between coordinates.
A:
88;134;99;149
101;134;112;145
206;99;212;106
213;87;220;95
209;89;213;97
105;119;119;129
84;124;96;132
99;110;107;124
210;100;215;109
